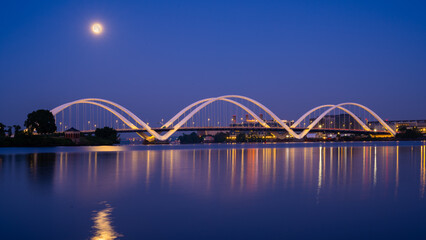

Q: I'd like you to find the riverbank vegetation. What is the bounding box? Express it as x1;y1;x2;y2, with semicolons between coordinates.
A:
0;110;120;147
2;109;425;147
176;130;425;145
395;126;424;140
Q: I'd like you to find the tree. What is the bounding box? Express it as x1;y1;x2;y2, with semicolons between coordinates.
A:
214;132;228;143
24;109;57;134
0;123;5;138
13;125;22;136
6;126;12;137
178;132;202;144
396;126;423;139
95;127;119;143
236;133;246;143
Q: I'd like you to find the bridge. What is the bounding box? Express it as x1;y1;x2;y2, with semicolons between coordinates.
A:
79;127;386;136
50;95;396;141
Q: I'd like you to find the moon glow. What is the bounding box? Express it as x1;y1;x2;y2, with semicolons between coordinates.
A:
91;23;103;35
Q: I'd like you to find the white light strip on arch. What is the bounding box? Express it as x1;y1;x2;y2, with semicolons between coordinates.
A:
51;96;395;140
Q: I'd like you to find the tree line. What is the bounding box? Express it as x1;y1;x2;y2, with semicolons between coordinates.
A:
0;109;119;147
0;109;56;138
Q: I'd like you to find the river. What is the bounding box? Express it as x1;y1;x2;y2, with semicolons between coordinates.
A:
1;141;426;239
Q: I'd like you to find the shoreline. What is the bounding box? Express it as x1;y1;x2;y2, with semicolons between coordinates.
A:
1;137;425;148
1;140;425;154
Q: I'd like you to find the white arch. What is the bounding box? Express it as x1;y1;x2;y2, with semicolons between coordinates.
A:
165;99;395;138
341;102;395;136
162;98;212;128
221;95;298;137
51;97;395;141
51;99;138;129
150;97;273;140
162;95;297;137
51;99;168;139
291;104;371;131
53;98;149;129
297;103;395;138
51;97;274;141
163;97;271;128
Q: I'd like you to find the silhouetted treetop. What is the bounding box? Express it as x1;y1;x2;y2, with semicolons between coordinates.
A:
24;109;57;134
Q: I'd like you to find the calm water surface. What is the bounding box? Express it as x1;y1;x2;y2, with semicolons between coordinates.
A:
1;142;426;239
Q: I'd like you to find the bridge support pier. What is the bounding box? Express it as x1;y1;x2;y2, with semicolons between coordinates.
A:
137;132;156;142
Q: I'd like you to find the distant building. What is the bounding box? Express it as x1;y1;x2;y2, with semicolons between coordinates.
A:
227;115;286;139
65;127;80;143
369;120;426;134
309;114;361;129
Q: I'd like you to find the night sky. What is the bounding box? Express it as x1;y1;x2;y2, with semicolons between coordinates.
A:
1;0;426;126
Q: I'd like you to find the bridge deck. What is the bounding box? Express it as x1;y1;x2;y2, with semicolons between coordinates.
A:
75;127;389;135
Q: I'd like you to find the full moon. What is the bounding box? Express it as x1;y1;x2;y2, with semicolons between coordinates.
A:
91;23;103;35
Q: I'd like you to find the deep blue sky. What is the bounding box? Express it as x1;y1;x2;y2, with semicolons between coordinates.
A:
1;0;426;126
